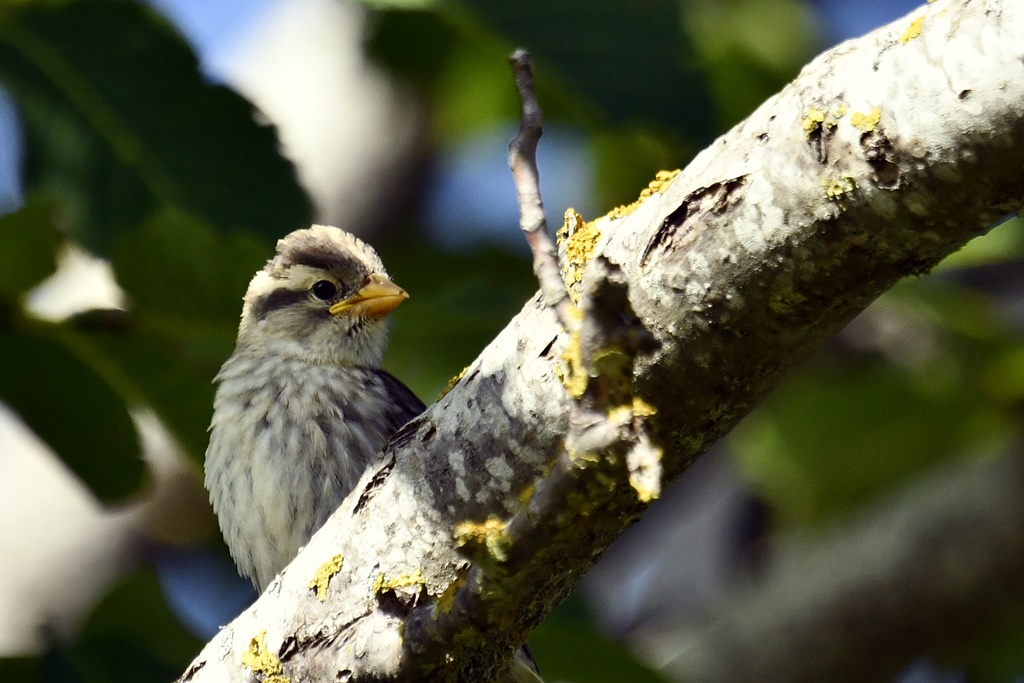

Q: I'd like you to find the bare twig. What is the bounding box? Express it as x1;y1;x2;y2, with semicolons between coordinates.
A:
401;49;662;679
508;49;576;330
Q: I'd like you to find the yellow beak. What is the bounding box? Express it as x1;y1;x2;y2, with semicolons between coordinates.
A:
329;273;409;319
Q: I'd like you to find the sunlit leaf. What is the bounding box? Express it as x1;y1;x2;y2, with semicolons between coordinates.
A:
0;0;312;253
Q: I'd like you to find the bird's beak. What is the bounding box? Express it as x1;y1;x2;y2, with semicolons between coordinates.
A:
329;273;409;319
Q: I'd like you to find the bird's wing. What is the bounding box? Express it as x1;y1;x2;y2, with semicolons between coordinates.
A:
375;369;427;430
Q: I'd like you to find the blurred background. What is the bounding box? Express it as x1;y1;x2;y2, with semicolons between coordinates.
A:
2;0;1023;681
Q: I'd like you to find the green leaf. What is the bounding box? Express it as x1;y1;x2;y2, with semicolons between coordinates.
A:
0;197;61;296
112;210;269;329
731;357;1015;527
0;326;143;502
103;212;270;462
0;0;313;253
375;236;537;399
456;0;716;137
67;313;229;465
76;569;203;674
531;598;667;682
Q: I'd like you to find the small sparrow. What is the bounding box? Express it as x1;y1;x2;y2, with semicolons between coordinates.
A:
205;225;424;591
205;225;542;681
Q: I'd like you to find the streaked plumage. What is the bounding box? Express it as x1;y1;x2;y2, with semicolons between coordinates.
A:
205;225;423;590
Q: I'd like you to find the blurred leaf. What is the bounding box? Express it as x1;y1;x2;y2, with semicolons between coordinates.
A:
684;0;820;126
376;236;536;399
0;326;143;501
960;610;1024;682
731;272;1024;528
0;658;44;683
112;210;268;328
365;9;462;88
458;0;716;138
937;216;1024;270
592;128;686;211
0;0;312;253
367;1;716;142
77;569;203;671
530;598;666;683
65;312;228;465
731;356;1015;527
104;212;269;462
0;197;60;296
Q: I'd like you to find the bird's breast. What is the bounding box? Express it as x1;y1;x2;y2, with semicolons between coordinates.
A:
205;355;396;590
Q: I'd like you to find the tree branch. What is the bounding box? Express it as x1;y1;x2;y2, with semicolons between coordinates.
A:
657;445;1024;683
180;1;1024;680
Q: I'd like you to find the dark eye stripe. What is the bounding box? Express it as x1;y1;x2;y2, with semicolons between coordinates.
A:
249;288;310;320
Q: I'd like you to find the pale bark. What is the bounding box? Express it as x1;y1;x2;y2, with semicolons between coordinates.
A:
180;0;1024;680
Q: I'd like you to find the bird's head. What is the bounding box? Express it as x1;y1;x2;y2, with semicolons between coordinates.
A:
235;225;408;367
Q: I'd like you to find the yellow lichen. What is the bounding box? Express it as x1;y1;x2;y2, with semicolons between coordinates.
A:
631;397;657;417
899;16;924;44
802;106;826;136
241;631;289;683
372;567;425;596
631;475;662;503
559;327;588;399
453;517;511;562
606;169;681;220
436;572;468;615
556;170;678;301
607;396;658;426
558;209;601;303
802;104;847;138
823;175;856;201
850;106;882;132
567;447;601;467
308;554;345;602
437;365;470;401
517;481;536;506
629;444;664;504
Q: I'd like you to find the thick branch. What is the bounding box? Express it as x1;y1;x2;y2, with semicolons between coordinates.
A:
181;1;1024;681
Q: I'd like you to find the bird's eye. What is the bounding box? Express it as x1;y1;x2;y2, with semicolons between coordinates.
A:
311;280;337;301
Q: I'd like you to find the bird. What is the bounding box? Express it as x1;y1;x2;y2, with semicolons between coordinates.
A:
204;224;424;591
204;225;543;682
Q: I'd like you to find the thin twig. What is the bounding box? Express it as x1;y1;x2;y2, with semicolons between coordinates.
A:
508;49;576;329
401;49;661;681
